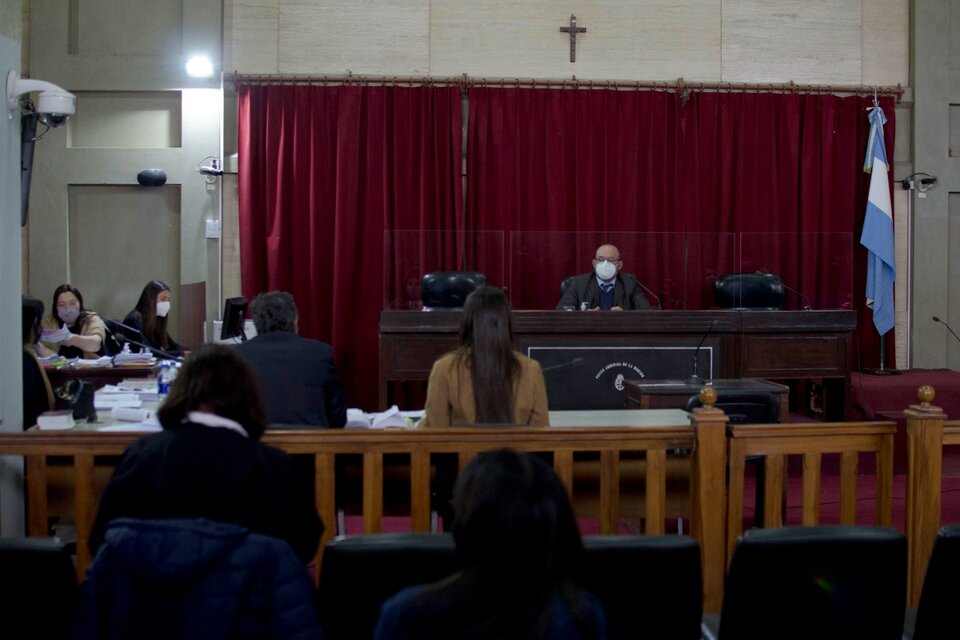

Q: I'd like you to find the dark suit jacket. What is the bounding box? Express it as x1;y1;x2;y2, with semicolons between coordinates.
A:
236;331;347;428
556;272;652;310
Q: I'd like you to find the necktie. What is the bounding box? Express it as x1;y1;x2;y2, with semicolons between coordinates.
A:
601;283;613;294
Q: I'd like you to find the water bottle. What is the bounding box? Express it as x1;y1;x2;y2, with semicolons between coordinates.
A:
157;362;170;404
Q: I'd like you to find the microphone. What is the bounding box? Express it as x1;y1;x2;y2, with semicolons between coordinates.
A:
114;333;184;363
933;316;960;347
105;319;183;362
541;357;585;373
635;279;663;310
689;321;718;384
755;271;812;310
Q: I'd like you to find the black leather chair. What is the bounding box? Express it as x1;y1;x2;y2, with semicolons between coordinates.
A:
316;533;459;640
905;524;960;639
581;535;702;640
714;272;785;310
0;537;78;639
703;526;907;640
685;389;780;526
420;271;486;311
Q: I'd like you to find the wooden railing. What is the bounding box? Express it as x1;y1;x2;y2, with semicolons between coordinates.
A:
0;409;732;609
904;385;957;606
5;385;956;614
726;421;896;562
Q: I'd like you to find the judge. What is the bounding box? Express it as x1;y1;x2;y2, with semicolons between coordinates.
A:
556;244;651;311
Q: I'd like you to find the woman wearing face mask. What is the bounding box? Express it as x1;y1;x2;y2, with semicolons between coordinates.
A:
37;284;107;359
123;280;182;357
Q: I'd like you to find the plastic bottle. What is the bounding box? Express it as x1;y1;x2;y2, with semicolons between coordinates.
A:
157;362;170;404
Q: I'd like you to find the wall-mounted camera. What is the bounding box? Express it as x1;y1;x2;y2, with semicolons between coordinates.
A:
6;71;76;128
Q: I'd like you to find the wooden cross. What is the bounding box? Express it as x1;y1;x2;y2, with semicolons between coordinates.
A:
559;14;586;63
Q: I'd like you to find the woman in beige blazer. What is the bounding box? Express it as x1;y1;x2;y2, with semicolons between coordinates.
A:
421;287;549;427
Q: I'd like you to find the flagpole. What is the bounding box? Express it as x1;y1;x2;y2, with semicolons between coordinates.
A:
861;99;900;376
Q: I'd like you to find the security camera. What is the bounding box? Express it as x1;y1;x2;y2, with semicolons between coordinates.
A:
6;70;76;128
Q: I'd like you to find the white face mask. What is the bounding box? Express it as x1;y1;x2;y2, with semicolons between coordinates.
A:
156;300;171;318
595;260;617;281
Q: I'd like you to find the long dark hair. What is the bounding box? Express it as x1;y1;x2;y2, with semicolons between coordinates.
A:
411;449;596;640
133;280;172;349
51;284;93;330
157;344;268;439
23;296;44;345
454;287;519;424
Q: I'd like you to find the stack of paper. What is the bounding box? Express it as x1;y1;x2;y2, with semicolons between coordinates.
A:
345;406;421;429
37;410;75;430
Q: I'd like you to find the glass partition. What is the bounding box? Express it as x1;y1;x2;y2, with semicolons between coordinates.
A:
383;230;854;311
737;232;853;310
383;230;505;309
507;231;736;310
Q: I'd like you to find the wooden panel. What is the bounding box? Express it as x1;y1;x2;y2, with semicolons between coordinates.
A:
179;281;206;350
740;334;848;378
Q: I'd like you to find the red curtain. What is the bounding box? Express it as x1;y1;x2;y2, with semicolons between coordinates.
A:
467;88;895;364
238;85;895;410
237;84;464;409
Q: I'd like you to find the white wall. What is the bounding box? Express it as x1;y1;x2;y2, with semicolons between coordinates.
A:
1;31;25;536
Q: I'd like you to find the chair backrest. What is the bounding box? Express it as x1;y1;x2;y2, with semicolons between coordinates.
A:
685;389;780;424
718;526;907;639
560;275;575;297
420;271;486;310
0;537;78;639
71;518;322;639
714;273;785;310
912;524;960;639
580;535;702;640
317;532;459;640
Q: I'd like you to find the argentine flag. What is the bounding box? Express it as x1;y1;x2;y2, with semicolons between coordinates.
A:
859;105;895;336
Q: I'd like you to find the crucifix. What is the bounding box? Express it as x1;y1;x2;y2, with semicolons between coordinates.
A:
559;14;586;63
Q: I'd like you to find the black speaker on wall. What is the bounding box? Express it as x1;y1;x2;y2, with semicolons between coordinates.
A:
137;169;167;187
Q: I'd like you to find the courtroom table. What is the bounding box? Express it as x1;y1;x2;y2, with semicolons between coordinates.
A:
380;309;855;417
623;379;790;424
46;364;156;390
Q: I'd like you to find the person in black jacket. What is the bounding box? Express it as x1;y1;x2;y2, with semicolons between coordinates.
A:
236;291;346;428
89;344;323;563
556;244;652;311
22;296;53;429
122;279;182;357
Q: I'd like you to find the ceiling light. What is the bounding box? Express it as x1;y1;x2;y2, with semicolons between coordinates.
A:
186;55;214;78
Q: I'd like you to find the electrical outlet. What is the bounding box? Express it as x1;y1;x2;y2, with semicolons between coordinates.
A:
205;219;221;239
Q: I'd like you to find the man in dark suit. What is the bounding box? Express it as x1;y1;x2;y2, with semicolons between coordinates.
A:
556;243;653;311
237;291;347;427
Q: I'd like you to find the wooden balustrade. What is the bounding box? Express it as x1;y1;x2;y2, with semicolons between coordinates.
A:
726;420;896;562
904;385;957;607
4;385;956;616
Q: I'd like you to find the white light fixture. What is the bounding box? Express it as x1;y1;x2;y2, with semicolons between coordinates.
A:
185;55;214;78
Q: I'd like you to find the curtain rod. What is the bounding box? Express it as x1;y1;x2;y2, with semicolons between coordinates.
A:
231;72;904;102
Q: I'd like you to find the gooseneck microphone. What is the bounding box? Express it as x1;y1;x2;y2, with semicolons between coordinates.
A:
114;334;184;363
635;279;663;310
779;281;813;310
689;321;719;384
541;357;586;373
106;318;183;362
933;316;960;347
